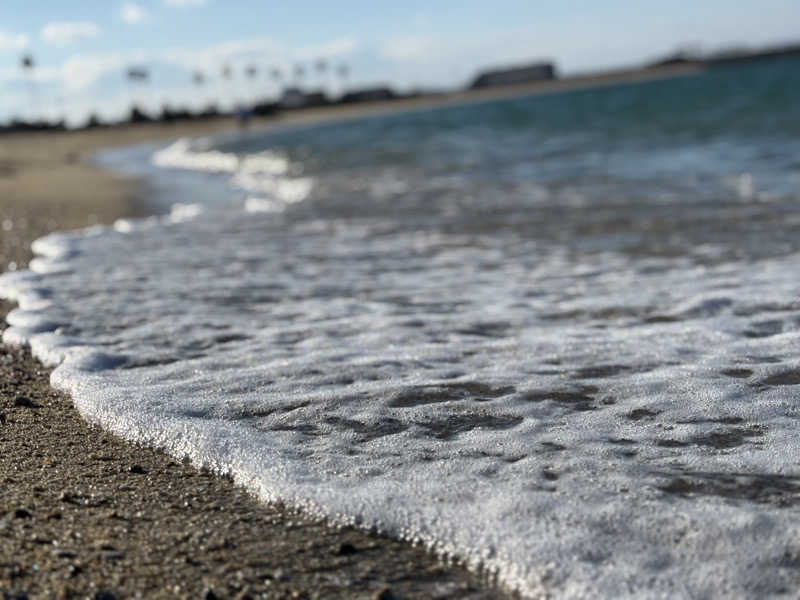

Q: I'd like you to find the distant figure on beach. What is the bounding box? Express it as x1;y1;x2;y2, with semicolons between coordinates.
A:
236;104;252;130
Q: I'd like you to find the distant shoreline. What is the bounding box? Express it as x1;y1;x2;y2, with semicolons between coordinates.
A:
5;38;799;135
1;61;707;137
269;62;706;126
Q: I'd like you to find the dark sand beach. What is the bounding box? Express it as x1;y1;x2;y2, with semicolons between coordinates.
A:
0;65;701;598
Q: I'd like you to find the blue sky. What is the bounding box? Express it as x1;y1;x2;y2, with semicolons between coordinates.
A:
0;0;798;124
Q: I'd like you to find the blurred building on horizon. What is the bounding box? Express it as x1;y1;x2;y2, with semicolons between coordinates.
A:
470;62;556;90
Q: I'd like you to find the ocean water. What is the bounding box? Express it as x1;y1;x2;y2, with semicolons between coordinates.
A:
4;59;800;597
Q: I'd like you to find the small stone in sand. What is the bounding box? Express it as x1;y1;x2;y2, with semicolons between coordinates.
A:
336;542;358;555
14;396;37;408
203;588;221;600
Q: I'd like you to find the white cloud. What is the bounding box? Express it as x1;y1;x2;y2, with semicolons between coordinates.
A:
381;36;435;62
164;37;287;73
122;3;149;24
0;31;29;51
60;53;130;91
41;22;100;46
164;0;206;6
295;37;359;61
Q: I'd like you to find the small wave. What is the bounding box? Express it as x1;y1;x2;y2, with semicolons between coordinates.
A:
153;137;313;215
152;138;240;173
167;202;204;223
152;138;291;176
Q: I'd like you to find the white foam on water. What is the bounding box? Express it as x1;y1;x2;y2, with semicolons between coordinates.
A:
153;137;291;177
152;138;239;173
3;185;800;598
153;137;313;214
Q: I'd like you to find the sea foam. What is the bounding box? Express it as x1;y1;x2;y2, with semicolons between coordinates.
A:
3;186;800;597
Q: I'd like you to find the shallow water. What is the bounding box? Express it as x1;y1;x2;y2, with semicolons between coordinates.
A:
3;59;800;598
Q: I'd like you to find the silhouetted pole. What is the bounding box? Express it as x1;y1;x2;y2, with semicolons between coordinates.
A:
270;67;282;100
126;66;150;121
221;64;234;111
293;63;305;91
315;58;328;94
193;70;206;110
20;53;36;123
337;63;349;98
245;64;258;106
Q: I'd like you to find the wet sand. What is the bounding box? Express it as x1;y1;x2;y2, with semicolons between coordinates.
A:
0;65;701;598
